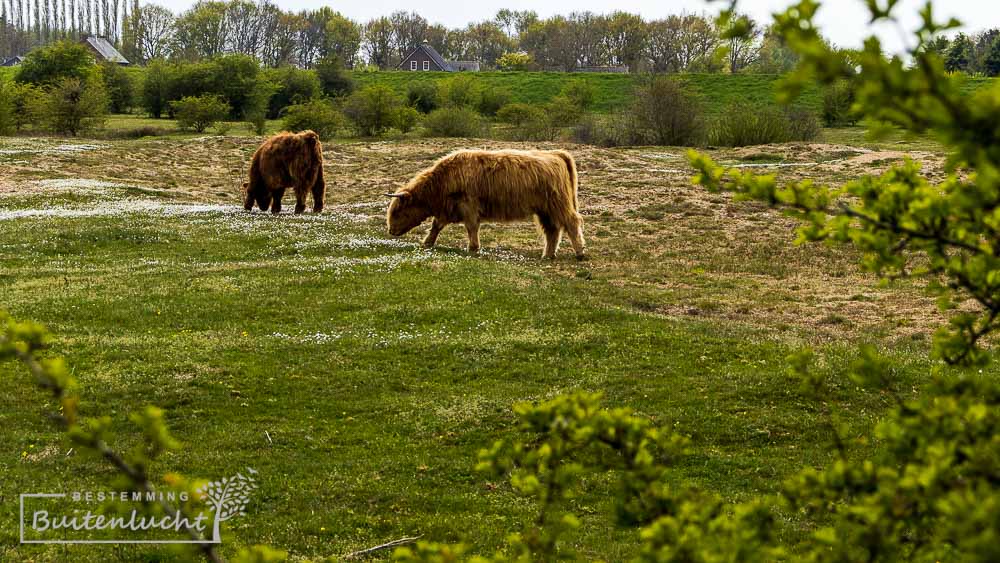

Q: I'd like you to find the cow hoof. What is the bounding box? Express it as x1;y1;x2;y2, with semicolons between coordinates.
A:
575;254;589;262
542;254;556;260
468;247;480;254
422;242;436;249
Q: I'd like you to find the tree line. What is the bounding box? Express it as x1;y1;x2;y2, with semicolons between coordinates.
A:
0;0;799;73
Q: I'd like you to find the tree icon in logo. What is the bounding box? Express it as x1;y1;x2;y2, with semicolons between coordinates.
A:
197;468;258;543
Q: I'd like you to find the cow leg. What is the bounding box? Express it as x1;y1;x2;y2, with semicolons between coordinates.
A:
565;212;588;260
464;220;481;254
311;168;325;213
423;219;445;248
538;213;561;259
294;187;307;215
270;188;285;214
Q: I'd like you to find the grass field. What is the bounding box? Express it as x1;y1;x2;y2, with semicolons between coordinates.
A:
1;128;990;561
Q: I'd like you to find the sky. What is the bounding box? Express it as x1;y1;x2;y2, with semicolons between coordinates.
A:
159;0;999;54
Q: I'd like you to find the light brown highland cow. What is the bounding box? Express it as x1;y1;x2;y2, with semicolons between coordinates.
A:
386;149;586;260
243;130;325;214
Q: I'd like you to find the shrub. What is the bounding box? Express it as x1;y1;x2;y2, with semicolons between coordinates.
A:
784;105;822;141
477;87;512;117
407;81;440;113
627;77;705;146
497;102;550;141
344;84;403;136
0;80;15;135
561;80;596;110
265;66;321;119
422;106;482;138
315;55;355;98
439;74;481;108
394;106;421;134
141;56;274;120
141;59;173;118
822;79;859;126
497;52;533;71
710;102;820;147
7;82;42;131
283;98;345;140
99;62;135;114
15;41;95;86
171;95;230;133
33;76;109;136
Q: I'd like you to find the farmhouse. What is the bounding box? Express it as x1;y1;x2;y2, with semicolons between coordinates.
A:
81;36;130;65
398;41;480;72
1;56;24;67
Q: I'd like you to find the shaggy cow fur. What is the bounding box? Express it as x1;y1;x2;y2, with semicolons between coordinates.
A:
386;149;586;259
243;130;325;214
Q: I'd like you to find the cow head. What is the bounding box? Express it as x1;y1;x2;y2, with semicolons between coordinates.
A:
385;192;429;237
243;181;272;212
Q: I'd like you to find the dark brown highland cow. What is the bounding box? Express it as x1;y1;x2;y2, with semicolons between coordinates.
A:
243;130;325;214
386;149;586;259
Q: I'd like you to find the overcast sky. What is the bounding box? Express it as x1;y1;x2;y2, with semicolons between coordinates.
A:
160;0;998;54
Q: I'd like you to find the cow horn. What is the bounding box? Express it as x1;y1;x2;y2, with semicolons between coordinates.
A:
384;192;404;198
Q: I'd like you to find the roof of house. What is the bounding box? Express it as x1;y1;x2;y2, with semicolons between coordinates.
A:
1;56;24;67
399;42;450;71
82;36;129;65
398;41;480;72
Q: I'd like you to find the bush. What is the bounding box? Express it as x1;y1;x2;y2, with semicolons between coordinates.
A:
15;41;95;86
100;62;135;114
141;56;274;121
784;105;822;142
344;84;403;136
7;82;42;131
265;66;321;119
439;75;481;108
497;102;549;141
477;87;512;117
33;76;109;135
171;95;230;133
282;98;345;140
315;55;355;98
710;102;820;147
497;52;533;71
561;80;596;110
394;106;421;134
0;80;15;135
422;106;483;138
141;60;173;118
624;77;705;146
406;81;440;113
822;79;859;126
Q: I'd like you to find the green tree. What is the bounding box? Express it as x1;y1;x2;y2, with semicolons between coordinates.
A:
0;79;15;135
945;33;971;72
15;40;95;86
343;84;402;136
315;55;355;98
99;62;136;114
141;60;173;118
171;95;230;133
33;76;109;136
264;66;321;119
984;37;1000;77
496;52;533;71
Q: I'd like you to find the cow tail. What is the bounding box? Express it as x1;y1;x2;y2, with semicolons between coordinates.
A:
556;150;579;211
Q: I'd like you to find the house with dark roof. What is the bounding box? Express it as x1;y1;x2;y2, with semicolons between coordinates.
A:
1;56;24;67
398;41;480;72
81;36;130;65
